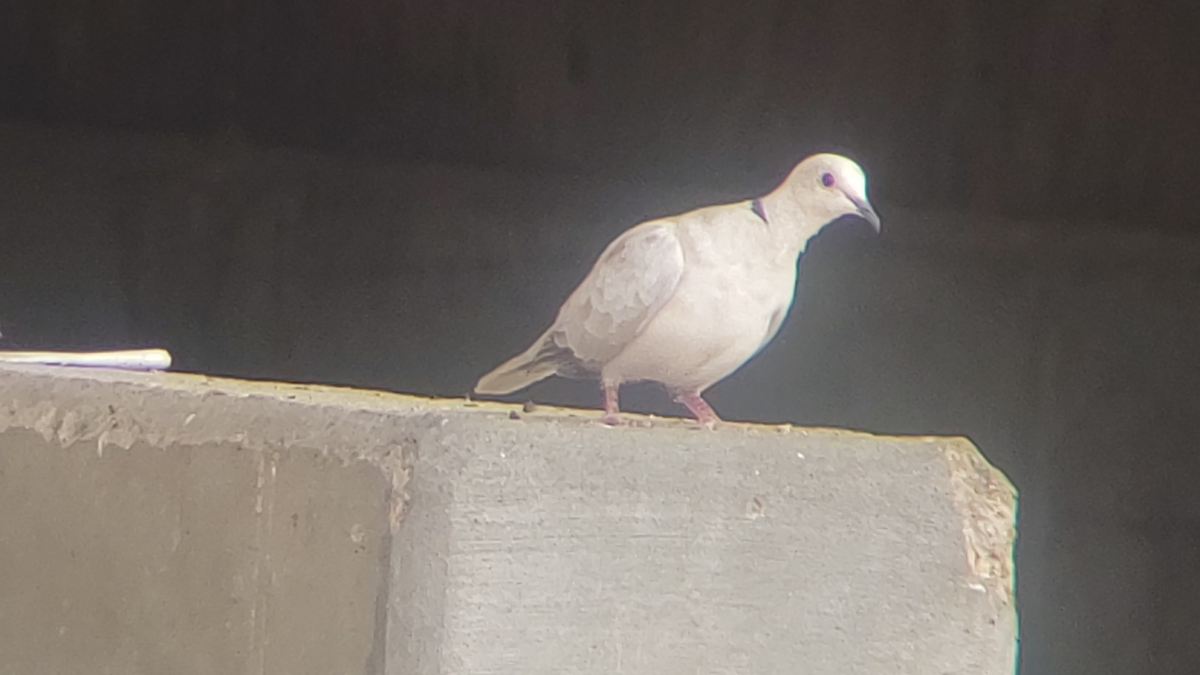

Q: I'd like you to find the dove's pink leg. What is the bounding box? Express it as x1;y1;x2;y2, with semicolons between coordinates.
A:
674;390;722;426
601;382;622;426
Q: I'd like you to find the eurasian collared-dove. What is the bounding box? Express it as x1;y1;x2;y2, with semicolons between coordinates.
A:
475;153;880;426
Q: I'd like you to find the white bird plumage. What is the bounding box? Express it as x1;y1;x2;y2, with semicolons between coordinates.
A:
475;153;881;426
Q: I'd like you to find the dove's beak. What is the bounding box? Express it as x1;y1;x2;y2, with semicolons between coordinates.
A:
847;194;881;232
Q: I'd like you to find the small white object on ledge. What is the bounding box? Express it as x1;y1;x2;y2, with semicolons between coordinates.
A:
0;348;172;371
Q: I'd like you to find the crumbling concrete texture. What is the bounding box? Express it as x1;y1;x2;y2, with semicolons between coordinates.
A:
0;363;1017;675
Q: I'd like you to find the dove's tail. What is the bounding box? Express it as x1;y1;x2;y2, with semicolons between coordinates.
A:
474;335;567;395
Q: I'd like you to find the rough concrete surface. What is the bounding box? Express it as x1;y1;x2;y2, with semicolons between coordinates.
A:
0;364;1017;674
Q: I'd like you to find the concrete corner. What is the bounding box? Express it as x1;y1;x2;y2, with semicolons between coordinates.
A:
0;364;1017;674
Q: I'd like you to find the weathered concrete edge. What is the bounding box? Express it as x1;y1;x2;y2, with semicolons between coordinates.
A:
0;363;942;448
0;364;1019;588
940;437;1019;611
0;364;429;532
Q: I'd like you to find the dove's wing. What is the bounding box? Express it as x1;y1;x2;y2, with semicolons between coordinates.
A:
472;219;684;395
552;220;686;367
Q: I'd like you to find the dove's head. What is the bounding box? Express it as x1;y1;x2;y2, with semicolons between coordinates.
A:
775;153;881;233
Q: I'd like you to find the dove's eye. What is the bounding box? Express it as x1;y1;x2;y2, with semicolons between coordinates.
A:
820;172;835;188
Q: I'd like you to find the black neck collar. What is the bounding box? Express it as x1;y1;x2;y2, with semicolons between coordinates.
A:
750;198;768;223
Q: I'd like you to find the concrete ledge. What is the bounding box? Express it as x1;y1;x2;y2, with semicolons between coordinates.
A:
0;364;1017;674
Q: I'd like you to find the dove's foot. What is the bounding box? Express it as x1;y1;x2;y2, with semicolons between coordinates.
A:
599;412;624;426
600;381;623;426
673;390;722;428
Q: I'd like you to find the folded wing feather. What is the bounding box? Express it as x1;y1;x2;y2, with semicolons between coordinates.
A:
556;220;686;366
474;220;685;394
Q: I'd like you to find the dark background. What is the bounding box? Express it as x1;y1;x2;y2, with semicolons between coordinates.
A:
2;1;1199;673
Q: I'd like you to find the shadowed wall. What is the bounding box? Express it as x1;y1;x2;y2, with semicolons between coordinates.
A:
3;0;1200;225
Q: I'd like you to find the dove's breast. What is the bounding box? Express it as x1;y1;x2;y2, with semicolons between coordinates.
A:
601;217;801;391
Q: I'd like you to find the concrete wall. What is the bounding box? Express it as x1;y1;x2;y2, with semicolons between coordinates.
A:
0;122;1198;673
0;363;1017;674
